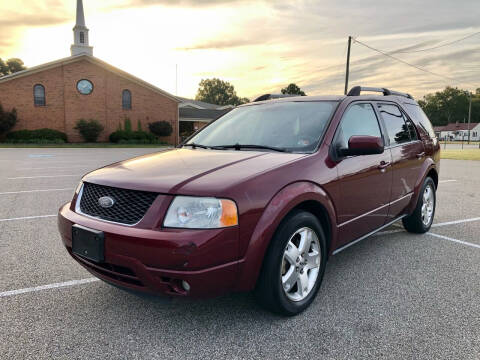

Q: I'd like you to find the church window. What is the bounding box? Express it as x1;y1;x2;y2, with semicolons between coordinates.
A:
80;32;85;44
122;89;132;110
34;84;46;106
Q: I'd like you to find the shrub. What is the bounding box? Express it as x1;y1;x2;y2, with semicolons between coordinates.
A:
137;119;142;131
109;130;157;143
149;121;173;137
75;119;104;142
6;128;67;143
0;104;17;137
124;117;132;132
109;130;128;143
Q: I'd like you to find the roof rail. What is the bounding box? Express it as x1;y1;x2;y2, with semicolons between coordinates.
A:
347;86;413;99
253;93;298;102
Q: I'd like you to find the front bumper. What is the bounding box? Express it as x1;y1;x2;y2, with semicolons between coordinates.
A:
58;202;240;297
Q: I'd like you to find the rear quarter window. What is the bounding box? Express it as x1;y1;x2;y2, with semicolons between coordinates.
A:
403;103;436;139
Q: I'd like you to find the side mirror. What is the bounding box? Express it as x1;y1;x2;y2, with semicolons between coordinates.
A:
341;135;384;156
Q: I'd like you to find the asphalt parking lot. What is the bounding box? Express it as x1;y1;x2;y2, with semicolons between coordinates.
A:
1;148;479;359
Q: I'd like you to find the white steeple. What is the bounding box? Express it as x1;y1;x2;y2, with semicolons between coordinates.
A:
71;0;93;56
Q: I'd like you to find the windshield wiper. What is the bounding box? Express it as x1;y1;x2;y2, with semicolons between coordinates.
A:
215;144;287;152
183;142;213;150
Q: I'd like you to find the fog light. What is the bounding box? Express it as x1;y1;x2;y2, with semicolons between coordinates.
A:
181;280;190;292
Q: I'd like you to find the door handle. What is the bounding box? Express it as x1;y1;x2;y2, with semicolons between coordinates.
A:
378;161;391;172
416;152;425;159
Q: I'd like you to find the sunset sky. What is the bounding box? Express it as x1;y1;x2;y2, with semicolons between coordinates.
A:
1;0;479;100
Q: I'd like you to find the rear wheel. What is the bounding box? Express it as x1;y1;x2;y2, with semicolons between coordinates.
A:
402;177;436;233
255;210;327;316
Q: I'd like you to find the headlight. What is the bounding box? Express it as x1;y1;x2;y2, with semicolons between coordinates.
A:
164;196;238;229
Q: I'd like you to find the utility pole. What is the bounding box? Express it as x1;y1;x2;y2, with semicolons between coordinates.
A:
467;91;472;143
175;64;178;96
344;36;352;95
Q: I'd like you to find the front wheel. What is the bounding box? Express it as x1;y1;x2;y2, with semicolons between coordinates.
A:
402;177;436;233
255;210;327;316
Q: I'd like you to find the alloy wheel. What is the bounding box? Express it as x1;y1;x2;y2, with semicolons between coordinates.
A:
421;185;435;226
281;227;321;302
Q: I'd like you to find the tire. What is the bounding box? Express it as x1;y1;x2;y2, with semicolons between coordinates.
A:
254;210;327;316
402;177;436;233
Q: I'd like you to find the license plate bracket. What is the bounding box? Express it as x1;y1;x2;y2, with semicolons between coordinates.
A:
72;224;105;263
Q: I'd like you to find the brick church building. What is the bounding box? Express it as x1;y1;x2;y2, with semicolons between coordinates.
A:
0;0;180;144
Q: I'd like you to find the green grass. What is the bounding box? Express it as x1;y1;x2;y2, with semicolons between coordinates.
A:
0;143;172;148
441;149;480;160
440;140;480;145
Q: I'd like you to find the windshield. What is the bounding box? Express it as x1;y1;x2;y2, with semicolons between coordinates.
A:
186;101;338;153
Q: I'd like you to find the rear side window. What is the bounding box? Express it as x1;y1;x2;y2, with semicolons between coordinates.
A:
378;103;410;145
406;119;418;140
336;103;381;149
404;103;436;139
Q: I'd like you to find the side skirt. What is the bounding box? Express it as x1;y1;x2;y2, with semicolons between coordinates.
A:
332;215;407;255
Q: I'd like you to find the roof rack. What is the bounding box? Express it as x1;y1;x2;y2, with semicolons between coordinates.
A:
347;86;413;99
253;93;298;102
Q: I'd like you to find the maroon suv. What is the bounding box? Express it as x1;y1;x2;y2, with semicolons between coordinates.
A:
58;86;440;315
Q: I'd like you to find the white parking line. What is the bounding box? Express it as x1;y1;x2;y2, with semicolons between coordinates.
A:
7;174;81;179
439;180;457;183
427;232;480;250
374;217;480;237
0;215;56;222
0;278;100;298
16;166;89;171
0;188;73;195
431;217;480;228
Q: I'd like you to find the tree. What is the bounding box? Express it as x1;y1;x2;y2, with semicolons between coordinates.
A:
0;58;26;77
7;58;26;74
0;59;8;77
281;83;306;96
195;78;249;106
418;86;479;126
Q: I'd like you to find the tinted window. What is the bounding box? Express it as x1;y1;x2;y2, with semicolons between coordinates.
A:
336;103;381;149
189;101;337;153
406;119;418;140
122;89;132;110
33;84;45;106
404;103;436;139
378;103;410;145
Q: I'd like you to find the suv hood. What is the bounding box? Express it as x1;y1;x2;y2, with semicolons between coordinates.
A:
82;148;305;195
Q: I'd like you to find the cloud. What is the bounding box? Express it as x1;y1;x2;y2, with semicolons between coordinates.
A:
1;0;478;97
177;37;264;50
0;14;69;28
0;12;69;55
0;0;70;55
120;0;248;8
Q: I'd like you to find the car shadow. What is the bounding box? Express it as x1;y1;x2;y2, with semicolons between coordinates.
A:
91;228;414;325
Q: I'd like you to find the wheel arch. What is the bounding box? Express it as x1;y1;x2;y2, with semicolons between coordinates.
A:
234;181;337;292
426;167;438;189
291;200;332;257
406;162;439;215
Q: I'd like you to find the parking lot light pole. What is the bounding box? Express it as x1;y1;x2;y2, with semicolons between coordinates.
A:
467;91;472;144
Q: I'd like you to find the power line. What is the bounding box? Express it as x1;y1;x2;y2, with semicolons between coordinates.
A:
394;31;480;53
353;38;477;89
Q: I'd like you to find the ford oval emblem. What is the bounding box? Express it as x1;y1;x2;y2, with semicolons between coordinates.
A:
98;196;115;208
